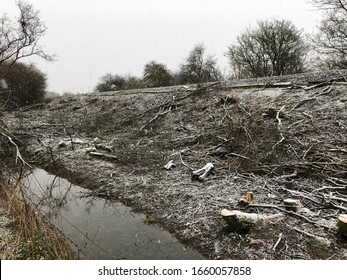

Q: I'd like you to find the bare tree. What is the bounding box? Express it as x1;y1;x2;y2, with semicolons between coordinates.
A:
308;0;347;69
226;19;308;78
0;0;53;70
226;31;270;78
0;1;52;110
178;43;222;84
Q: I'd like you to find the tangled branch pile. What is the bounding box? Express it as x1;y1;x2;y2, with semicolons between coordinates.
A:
223;82;347;180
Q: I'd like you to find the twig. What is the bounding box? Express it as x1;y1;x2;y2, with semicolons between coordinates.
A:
277;171;298;179
272;135;285;150
289;98;316;113
303;81;333;91
1;132;31;167
302;112;313;119
282;187;321;205
302;142;318;160
292;227;330;246
139;106;171;131
207;139;231;151
62;122;74;150
329;196;347;204
0;88;12;111
329;202;347;212
272;233;283;252
272;106;285;150
276;106;285;127
229;152;252;161
88;151;117;161
315;81;335;97
328;148;347;154
139;82;219;117
179;152;194;170
17;103;44;112
269;161;347;168
336;70;347;82
286;119;305;130
313;185;347;193
32;123;73;129
326;177;347;187
247;204;331;229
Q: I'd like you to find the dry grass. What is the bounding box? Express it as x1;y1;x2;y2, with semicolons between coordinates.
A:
0;172;74;260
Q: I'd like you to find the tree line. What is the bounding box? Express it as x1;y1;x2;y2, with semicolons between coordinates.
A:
1;0;347;108
95;0;347;91
95;43;222;92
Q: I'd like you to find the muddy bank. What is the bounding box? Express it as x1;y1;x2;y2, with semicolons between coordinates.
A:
4;71;347;259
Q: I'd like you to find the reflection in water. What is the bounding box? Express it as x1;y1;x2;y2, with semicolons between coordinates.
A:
23;169;204;260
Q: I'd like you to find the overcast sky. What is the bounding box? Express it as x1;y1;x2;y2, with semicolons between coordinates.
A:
1;0;321;94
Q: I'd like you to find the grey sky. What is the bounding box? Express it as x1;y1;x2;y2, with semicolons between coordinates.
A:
1;0;320;94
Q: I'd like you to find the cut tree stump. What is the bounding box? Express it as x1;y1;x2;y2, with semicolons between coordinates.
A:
337;214;347;236
220;209;263;233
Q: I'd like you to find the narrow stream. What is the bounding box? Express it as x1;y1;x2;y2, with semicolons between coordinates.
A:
23;168;204;260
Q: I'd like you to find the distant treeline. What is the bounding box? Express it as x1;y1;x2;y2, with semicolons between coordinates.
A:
1;0;347;107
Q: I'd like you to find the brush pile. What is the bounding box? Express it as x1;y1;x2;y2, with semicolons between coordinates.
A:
3;70;347;259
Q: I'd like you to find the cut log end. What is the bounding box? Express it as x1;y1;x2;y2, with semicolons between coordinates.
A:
220;209;262;233
337;214;347;236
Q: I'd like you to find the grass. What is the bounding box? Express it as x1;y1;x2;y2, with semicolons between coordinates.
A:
0;171;75;260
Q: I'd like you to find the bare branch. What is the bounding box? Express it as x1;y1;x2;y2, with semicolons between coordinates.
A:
1;132;31;167
308;0;347;69
0;0;54;71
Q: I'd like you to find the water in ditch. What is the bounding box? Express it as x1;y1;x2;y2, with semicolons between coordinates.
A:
23;168;204;260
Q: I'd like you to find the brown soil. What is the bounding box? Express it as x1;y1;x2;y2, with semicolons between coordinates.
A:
3;70;347;259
